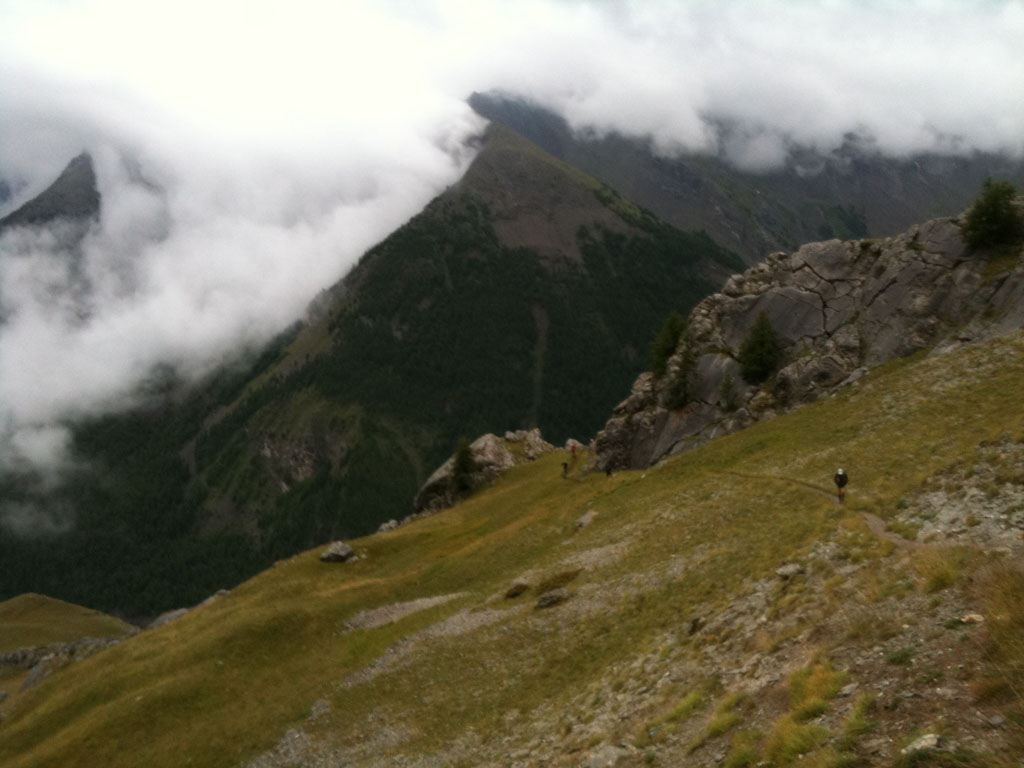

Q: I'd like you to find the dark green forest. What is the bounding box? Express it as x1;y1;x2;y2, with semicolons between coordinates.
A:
0;176;740;619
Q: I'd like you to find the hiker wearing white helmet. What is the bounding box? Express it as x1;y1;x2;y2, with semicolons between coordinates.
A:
833;468;848;503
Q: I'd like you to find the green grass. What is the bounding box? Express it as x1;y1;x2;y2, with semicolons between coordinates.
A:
0;594;135;654
3;330;1024;767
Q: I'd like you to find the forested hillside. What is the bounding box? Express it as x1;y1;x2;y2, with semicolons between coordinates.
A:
0;125;741;618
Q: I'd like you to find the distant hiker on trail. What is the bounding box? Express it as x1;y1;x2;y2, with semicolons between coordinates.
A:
833;468;848;503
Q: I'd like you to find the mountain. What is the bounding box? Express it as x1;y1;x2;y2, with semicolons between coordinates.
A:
0;124;742;618
594;199;1024;471
0;152;99;233
470;92;1024;264
2;322;1022;767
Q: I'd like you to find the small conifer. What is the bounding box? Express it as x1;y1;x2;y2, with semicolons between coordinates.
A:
963;179;1022;249
739;311;783;385
452;437;476;492
650;311;687;378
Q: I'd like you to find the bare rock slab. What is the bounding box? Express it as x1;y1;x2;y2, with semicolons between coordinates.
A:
320;541;358;563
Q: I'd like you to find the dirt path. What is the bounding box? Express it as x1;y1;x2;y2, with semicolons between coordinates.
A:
714;470;919;549
858;511;921;549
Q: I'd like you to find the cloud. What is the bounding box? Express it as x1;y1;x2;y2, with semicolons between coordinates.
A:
1;0;1022;489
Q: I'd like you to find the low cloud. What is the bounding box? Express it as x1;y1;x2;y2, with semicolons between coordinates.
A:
1;0;1022;495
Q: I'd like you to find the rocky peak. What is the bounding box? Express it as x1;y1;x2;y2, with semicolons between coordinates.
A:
0;152;100;233
595;208;1024;470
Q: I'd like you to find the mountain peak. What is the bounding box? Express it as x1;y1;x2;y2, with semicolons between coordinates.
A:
0;151;100;232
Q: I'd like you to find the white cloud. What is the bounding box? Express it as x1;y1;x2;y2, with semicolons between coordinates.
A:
1;0;1022;481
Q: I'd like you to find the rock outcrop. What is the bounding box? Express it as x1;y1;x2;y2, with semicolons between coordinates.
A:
595;211;1024;470
0;635;133;691
319;541;358;563
413;429;554;514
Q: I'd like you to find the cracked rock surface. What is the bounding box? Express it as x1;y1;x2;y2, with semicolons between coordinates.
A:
595;215;1024;470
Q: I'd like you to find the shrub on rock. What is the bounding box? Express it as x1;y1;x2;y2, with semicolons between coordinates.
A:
963;179;1022;249
739;311;783;385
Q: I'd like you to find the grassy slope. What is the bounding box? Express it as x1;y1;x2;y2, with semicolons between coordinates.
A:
2;331;1024;767
0;595;135;709
0;594;134;654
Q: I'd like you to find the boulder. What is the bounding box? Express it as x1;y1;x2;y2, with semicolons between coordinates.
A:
575;509;597;530
901;733;941;755
320;541;357;563
535;588;570;609
414;430;555;514
149;607;189;629
505;428;555;459
776;562;805;580
585;744;630;768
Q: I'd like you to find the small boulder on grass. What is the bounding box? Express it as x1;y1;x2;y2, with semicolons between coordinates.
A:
901;733;940;755
535;588;570;609
320;541;358;563
505;582;529;599
776;562;804;580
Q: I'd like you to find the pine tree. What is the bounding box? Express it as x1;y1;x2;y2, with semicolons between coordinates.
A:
650;311;687;378
452;437;476;492
666;333;698;409
739;311;783;385
963;179;1022;249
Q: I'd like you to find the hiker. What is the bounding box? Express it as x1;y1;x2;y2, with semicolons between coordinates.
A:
833;468;848;503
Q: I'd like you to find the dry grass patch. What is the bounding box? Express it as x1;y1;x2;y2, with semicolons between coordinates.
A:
688;691;747;753
911;547;972;593
977;563;1024;754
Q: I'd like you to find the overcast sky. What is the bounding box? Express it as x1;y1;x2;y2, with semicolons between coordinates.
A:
1;0;1022;487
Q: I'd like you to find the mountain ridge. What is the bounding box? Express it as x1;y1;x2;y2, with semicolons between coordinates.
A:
469;91;1024;264
0;121;742;617
0;152;99;233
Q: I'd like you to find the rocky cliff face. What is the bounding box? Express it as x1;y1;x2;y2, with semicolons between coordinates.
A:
595;207;1024;470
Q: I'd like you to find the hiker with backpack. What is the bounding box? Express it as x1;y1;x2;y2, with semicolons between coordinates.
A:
833;468;848;503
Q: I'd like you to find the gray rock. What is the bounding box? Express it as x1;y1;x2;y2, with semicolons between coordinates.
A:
901;733;941;755
0;646;48;672
319;541;357;563
21;657;59;690
198;589;230;608
377;519;399;533
414;431;553;513
575;509;597;530
838;682;859;697
776;562;805;579
535;588;570;609
593;213;1024;472
584;744;629;768
149;607;190;629
863;737;890;754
